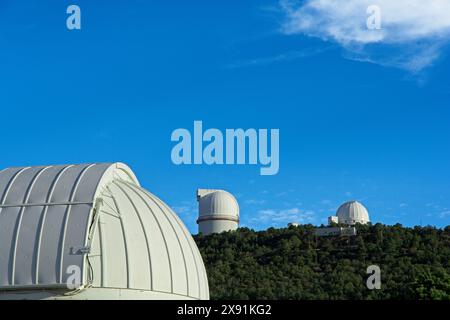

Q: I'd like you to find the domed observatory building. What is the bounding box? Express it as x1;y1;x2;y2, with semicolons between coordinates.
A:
0;163;209;300
196;189;239;235
329;200;370;225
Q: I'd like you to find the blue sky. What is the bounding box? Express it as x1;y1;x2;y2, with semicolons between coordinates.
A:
0;0;449;232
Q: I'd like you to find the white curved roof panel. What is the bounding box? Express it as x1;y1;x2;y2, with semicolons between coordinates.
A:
90;180;209;299
336;200;370;225
0;163;137;289
197;189;239;220
0;163;209;300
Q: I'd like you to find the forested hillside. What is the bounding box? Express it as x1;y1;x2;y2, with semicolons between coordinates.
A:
194;224;450;300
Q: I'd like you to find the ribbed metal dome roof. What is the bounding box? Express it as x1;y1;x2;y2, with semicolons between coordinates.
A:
0;163;209;300
336;201;370;225
198;190;239;219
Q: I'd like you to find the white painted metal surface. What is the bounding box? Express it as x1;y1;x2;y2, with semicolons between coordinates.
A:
197;189;239;235
0;163;209;300
336;201;370;225
328;216;339;225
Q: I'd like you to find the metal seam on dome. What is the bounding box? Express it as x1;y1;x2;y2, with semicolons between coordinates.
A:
85;198;102;286
58;164;96;284
99;209;121;219
0;167;31;207
149;192;198;298
11;166;50;285
106;184;131;289
153;192;204;298
113;181;154;291
219;191;240;217
35;165;74;285
96;185;115;287
158;198;201;296
199;191;240;218
141;189;190;297
100;195;120;213
0;163;210;299
86;286;202;300
197;193;221;296
122;182;174;294
97;215;106;287
154;196;203;299
0;202;94;208
0;167;31;286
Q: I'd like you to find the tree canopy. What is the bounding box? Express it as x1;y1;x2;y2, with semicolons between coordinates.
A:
194;224;450;300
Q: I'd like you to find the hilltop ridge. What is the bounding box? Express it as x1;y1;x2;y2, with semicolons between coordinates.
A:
195;224;450;300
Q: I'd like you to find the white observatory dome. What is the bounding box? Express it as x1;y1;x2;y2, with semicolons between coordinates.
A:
197;189;239;235
198;190;239;218
0;163;209;300
336;201;370;225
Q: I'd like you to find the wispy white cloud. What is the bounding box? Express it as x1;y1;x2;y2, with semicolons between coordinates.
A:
172;201;198;233
172;201;198;220
253;207;316;225
422;202;450;221
226;47;327;68
244;199;267;205
438;210;450;218
172;205;193;214
279;0;450;71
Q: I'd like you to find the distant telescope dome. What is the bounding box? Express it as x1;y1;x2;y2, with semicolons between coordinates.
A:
336;201;370;225
197;189;239;235
0;163;209;300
